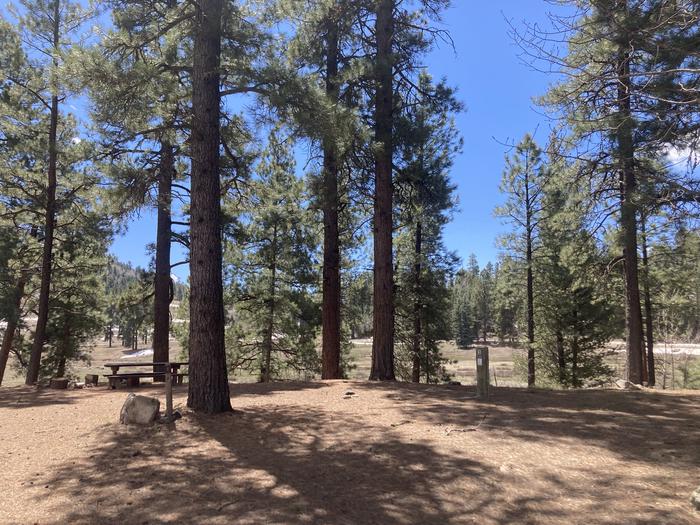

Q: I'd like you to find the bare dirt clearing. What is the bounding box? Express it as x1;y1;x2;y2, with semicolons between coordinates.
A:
1;381;698;524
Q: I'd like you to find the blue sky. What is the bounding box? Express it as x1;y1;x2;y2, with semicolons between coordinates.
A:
110;0;558;281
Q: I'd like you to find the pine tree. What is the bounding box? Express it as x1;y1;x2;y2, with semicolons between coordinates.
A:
281;0;369;380
225;131;320;381
394;73;461;383
536;167;618;387
451;289;474;350
187;0;231;413
451;256;481;348
496;134;548;386
1;1;103;383
0;18;36;385
518;0;700;383
370;0;396;381
3;0;94;384
86;0;193;378
38;215;109;378
493;257;523;345
368;0;454;380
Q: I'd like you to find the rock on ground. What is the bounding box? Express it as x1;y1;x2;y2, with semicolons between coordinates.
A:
119;394;160;425
691;487;700;511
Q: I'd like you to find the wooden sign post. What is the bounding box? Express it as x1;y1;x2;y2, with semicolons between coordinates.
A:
164;364;173;420
476;347;490;399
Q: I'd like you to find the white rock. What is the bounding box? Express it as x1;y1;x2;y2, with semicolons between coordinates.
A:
615;379;643;390
691;487;700;511
119;394;160;425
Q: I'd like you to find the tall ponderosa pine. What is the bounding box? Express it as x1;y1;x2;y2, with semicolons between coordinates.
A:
318;3;345;380
369;0;396;380
187;0;231;413
283;0;361;379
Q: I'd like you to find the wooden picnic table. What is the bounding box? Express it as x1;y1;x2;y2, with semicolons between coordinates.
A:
103;361;189;389
104;361;188;375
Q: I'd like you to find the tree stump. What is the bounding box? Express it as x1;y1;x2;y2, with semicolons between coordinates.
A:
49;378;69;390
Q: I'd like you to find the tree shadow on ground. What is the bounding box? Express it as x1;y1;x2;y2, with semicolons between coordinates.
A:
37;405;499;524
0;386;84;409
0;380;326;411
0;383;185;409
229;380;330;396
25;382;699;524
354;382;700;469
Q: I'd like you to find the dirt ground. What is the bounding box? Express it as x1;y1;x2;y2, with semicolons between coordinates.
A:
1;381;698;525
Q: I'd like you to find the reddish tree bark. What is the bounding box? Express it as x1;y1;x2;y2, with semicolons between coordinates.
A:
370;0;396;381
321;11;342;380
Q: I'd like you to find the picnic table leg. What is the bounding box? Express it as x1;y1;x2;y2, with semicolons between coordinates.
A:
170;364;182;384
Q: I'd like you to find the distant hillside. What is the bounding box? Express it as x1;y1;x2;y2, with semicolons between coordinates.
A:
105;257;188;301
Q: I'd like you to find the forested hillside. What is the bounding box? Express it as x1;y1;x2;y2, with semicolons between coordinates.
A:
105;257;187;302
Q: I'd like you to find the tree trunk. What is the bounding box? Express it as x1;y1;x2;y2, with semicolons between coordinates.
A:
526;194;535;387
0;272;28;386
556;329;565;385
321;11;342;380
187;0;231;413
572;337;579;387
616;47;644;385
370;0;395;381
412;220;422;383
261;225;278;383
641;214;655;386
153;143;174;381
56;317;70;378
571;308;580;387
25;0;60;385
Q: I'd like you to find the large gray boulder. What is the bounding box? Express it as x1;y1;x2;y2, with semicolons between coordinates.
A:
119;394;160;425
691;487;700;511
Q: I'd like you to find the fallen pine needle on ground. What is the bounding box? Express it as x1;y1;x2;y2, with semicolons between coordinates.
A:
1;380;698;525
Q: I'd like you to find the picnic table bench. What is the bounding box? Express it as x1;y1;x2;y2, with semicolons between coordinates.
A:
104;362;188;389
